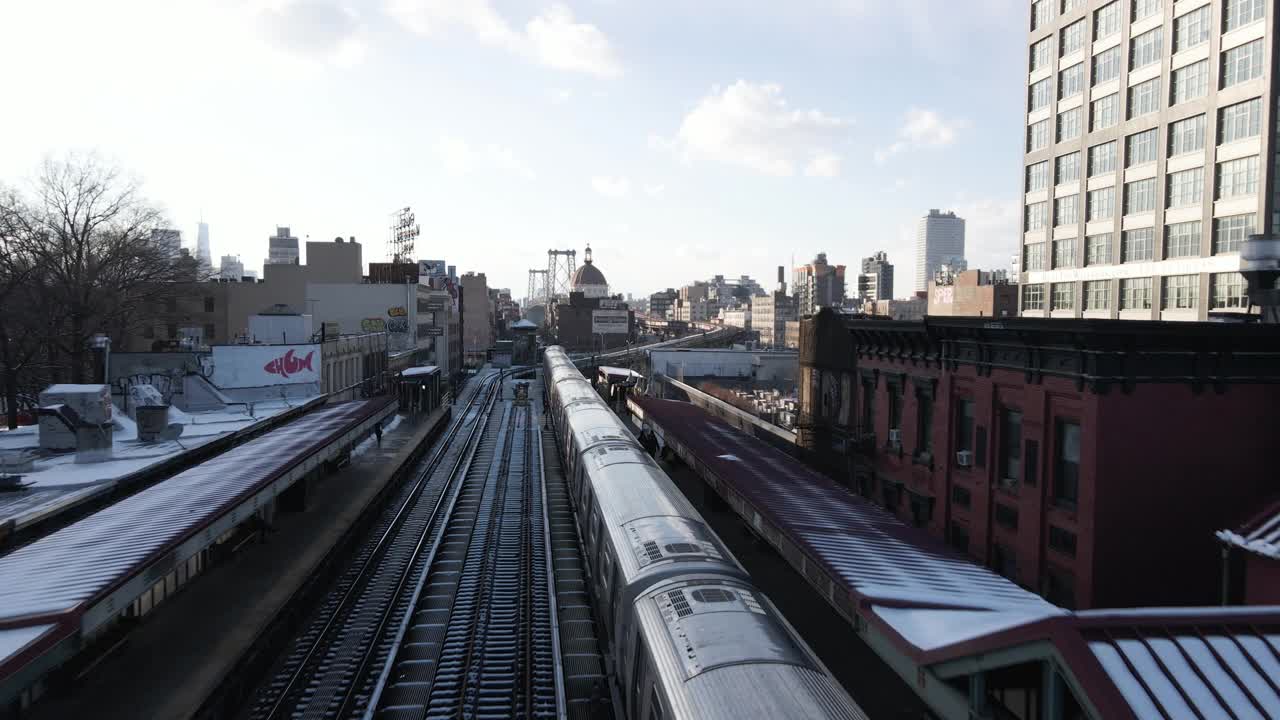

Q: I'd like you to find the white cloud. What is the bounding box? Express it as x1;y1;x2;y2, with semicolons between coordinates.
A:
257;0;368;67
434;136;536;179
384;0;620;77
950;196;1021;272
666;80;850;177
642;183;666;198
591;175;631;198
875;108;963;164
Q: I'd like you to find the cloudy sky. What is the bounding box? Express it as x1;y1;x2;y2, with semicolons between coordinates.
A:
0;0;1027;298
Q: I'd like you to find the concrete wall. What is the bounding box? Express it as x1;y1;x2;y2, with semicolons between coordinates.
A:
306;283;421;354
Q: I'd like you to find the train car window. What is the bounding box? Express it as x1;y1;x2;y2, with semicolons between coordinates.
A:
631;638;648;719
649;687;665;720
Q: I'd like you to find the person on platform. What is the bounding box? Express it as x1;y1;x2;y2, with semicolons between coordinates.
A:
638;424;659;457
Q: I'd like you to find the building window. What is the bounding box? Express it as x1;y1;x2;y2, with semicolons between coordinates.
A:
1028;119;1052;152
860;379;875;434
1086;188;1114;222
1055;152;1080;184
1027;161;1050;192
1219;98;1262;145
1022;284;1045;311
950;523;970;553
1025;439;1039;485
166;323;177;339
888;382;903;437
1092;45;1122;86
1173;5;1211;53
203;323;216;341
1045;567;1076;609
995;504;1019;530
1061;0;1082;13
1166;167;1204;209
1029;78;1053;112
1165;221;1201;258
1090;94;1119;131
951;484;972;509
203;296;215;312
165;296;177;313
1059;62;1080;99
1095;1;1121;40
144;324;155;339
1224;0;1266;32
1051;282;1075;311
1211;272;1249;309
1120;277;1153;309
992;544;1018;581
1049;526;1079;557
1030;36;1054;72
915;388;933;458
1216;155;1259;199
1084;280;1111;310
1060;19;1086;56
1214;214;1256;254
1123;178;1156;215
1171;60;1209;105
1122;228;1155;262
1056;107;1081;143
999;408;1023;487
1127;77;1161;119
1053;237;1077;268
1054;419;1081;509
1032;0;1055;30
1088;141;1116;176
1222;39;1264;89
956;399;975;454
1024;242;1046;271
1025;202;1049;232
1162;274;1199;309
1168;114;1205;156
1086;234;1113;266
1054;196;1079;227
1129;27;1163;70
1125;128;1158;167
1132;0;1162;21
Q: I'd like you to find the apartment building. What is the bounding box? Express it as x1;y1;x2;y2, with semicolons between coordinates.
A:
1020;0;1273;320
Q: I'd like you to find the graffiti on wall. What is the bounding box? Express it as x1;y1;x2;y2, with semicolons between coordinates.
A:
387;306;407;317
114;373;178;402
386;318;409;333
361;318;386;332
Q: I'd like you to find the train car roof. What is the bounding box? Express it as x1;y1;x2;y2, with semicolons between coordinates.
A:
637;578;868;720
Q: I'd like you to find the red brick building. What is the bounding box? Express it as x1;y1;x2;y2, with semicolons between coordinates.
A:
798;309;1280;609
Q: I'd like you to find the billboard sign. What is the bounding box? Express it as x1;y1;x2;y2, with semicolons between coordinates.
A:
418;259;447;280
592;310;629;334
423;326;445;336
211;344;321;388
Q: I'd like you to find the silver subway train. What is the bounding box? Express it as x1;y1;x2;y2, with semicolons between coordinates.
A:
543;346;867;720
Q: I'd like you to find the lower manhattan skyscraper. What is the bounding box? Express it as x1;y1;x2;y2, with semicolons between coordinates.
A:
916;209;966;292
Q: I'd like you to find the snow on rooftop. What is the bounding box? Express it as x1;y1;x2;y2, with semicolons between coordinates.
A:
871;607;1049;653
401;366;439;377
40;384;109;395
1217;503;1280;560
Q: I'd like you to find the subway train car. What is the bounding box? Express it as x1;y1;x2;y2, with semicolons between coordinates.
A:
542;346;867;720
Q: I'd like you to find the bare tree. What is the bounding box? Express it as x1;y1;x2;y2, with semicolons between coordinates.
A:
0;153;202;403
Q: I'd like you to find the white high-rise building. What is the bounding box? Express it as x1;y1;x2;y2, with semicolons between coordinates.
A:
1020;0;1272;320
915;209;966;292
196;221;212;267
219;255;245;280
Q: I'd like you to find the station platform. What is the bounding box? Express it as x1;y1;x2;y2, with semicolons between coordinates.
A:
0;396;399;710
628;396;1280;720
18;406;449;720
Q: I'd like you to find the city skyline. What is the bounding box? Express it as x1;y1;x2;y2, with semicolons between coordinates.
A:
0;0;1029;298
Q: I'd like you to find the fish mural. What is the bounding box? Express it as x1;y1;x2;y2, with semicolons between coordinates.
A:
263;349;315;379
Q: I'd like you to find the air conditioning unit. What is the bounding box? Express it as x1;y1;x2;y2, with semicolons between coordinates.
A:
888;429;902;447
956;450;973;467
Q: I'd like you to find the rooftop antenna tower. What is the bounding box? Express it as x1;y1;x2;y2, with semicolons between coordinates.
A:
389;207;419;263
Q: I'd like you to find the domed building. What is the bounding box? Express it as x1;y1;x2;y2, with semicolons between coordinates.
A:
570;245;610;299
551;244;634;351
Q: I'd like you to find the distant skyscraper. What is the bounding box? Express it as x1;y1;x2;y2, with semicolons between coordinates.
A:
267;226;300;265
858;251;894;303
792;252;846;317
219;255;245;280
915;209;965;292
151;228;182;257
196;221;212;267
